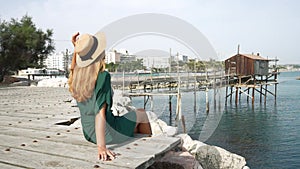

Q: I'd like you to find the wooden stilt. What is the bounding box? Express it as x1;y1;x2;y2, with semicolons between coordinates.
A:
225;86;228;106
235;87;239;105
247;88;250;103
252;86;255;105
265;75;268;104
230;86;233;103
239;87;242;101
260;75;263;103
275;72;278;103
182;115;186;133
169;95;172;125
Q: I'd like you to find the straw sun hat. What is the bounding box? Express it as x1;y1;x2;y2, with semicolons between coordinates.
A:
75;32;106;67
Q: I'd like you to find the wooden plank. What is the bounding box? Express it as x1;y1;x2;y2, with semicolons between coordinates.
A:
0;134;127;168
0;162;25;169
0;87;182;169
0;112;80;124
0;126;88;146
0;116;81;133
0;133;180;169
0;145;119;169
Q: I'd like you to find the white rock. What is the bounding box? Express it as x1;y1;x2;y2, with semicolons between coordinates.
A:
149;121;164;136
177;134;247;169
195;145;246;169
243;166;250;169
146;112;177;136
111;90;135;116
146;111;158;122
162;125;177;137
177;134;207;152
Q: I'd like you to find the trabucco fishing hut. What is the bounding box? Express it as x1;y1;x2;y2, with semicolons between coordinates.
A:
224;51;279;105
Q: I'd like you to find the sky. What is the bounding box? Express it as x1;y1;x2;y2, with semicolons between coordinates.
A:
1;0;300;64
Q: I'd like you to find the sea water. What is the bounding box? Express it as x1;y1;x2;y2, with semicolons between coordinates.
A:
131;71;300;168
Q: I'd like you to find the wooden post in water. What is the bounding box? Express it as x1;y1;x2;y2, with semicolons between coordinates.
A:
182;115;186;133
230;86;233;103
252;76;256;105
218;73;222;111
175;93;182;127
235;87;239;105
260;75;263;103
169;95;172;125
194;70;197;113
264;75;268;104
239;87;242;102
247;88;250;103
213;69;216;109
150;95;153;112
274;57;278;104
225;86;228;106
252;86;255;105
275;72;278;103
206;71;209;113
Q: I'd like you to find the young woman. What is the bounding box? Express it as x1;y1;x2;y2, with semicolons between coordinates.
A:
68;32;152;161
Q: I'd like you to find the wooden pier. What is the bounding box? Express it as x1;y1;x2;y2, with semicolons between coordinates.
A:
0;87;180;169
225;72;278;105
112;53;279;114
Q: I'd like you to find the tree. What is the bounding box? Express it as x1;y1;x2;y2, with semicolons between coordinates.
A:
118;59;145;72
0;15;54;81
186;60;206;72
106;62;118;72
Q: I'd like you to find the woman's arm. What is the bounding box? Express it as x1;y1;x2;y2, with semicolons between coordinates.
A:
95;103;115;161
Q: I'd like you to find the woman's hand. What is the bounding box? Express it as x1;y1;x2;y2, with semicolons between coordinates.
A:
71;32;80;46
97;145;115;161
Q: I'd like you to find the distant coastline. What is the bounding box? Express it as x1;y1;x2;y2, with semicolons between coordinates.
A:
279;69;300;72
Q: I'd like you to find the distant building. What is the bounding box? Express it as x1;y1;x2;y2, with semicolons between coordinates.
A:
106;50;138;64
225;53;269;76
44;52;68;71
170;54;189;63
139;56;169;68
120;54;137;63
106;50;121;64
180;55;189;62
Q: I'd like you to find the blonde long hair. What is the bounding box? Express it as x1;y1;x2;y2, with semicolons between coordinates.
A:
68;53;106;102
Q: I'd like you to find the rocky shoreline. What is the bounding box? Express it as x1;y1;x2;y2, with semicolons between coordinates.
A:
5;77;250;169
145;108;249;169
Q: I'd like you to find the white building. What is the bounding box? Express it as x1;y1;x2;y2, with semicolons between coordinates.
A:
106;50;137;64
106;50;121;64
44;52;66;71
170;54;188;63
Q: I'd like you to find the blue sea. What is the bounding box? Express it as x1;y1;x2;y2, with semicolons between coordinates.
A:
131;71;300;169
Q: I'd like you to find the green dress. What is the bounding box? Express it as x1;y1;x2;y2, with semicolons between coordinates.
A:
77;71;136;144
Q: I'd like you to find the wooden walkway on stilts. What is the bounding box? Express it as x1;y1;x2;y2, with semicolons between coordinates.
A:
0;87;180;169
225;71;279;105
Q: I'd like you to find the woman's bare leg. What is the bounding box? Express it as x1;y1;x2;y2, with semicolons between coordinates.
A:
134;108;152;135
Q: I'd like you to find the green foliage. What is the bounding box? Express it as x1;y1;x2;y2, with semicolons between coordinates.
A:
0;15;54;81
292;64;300;69
185;59;206;72
106;62;119;72
118;59;145;72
